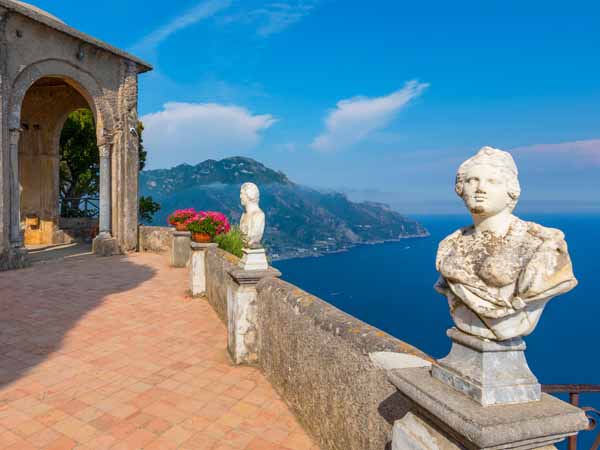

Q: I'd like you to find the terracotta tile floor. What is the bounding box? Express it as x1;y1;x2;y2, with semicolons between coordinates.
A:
0;252;318;450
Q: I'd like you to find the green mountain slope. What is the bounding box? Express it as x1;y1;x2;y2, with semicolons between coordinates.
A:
140;157;428;259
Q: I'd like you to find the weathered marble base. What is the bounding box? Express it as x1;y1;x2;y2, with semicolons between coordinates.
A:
190;242;218;297
239;248;268;271
170;231;191;268
388;367;587;450
227;266;281;365
92;234;119;256
0;246;30;271
392;412;461;450
431;328;540;406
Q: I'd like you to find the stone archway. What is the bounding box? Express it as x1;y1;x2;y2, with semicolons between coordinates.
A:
17;77;95;246
6;60;117;257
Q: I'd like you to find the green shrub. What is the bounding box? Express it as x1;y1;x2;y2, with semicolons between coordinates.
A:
215;227;246;258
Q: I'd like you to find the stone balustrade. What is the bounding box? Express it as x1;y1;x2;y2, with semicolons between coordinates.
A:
139;229;588;450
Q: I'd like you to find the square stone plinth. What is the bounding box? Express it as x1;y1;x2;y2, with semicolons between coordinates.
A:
432;328;541;406
388;367;588;450
189;242;217;296
239;248;269;271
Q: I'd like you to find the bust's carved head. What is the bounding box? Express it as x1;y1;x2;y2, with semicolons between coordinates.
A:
240;182;260;208
455;147;521;215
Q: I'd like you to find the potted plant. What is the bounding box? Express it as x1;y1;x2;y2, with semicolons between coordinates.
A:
186;211;231;243
168;208;196;231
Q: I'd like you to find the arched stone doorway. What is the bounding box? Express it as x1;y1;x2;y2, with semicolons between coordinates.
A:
18;77;94;247
0;0;152;270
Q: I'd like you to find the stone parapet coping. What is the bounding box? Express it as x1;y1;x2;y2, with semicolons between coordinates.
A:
190;242;218;250
388;367;588;450
229;266;281;285
257;277;431;359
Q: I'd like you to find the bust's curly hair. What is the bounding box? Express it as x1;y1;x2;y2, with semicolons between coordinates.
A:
455;146;521;212
241;182;260;203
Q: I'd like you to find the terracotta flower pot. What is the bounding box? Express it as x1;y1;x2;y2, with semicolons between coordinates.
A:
174;223;187;232
192;232;212;243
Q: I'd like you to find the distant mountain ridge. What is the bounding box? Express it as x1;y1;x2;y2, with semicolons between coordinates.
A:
142;157;292;195
141;157;428;259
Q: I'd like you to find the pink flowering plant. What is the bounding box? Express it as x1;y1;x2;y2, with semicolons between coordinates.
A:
185;211;231;238
167;208;196;226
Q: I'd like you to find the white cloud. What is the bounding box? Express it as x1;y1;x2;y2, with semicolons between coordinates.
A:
512;139;600;166
221;1;318;37
141;102;277;169
255;2;317;36
311;80;429;152
131;0;231;54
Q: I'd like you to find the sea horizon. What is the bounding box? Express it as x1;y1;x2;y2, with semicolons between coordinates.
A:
273;212;599;386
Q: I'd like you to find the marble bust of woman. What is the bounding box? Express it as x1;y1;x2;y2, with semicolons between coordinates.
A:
239;182;265;249
435;147;577;341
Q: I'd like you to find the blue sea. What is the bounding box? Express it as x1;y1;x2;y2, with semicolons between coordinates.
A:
273;214;599;448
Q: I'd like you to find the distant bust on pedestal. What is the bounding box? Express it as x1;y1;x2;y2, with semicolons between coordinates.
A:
240;182;265;249
435;146;577;341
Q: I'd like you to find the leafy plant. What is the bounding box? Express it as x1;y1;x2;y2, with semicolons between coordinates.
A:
214;227;246;258
139;196;161;224
59;109;160;222
59;109;99;216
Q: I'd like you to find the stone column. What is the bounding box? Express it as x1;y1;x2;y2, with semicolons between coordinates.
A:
170;231;191;268
190;242;217;296
92;143;118;256
1;128;29;270
8;127;22;247
227;266;281;365
98;143;111;237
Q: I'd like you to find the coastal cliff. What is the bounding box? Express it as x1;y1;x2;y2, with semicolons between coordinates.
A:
140;157;428;259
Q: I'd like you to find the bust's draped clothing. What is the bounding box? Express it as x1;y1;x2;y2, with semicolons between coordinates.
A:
435;216;577;340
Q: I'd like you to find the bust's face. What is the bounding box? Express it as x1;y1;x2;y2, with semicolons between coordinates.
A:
240;190;248;207
462;164;511;216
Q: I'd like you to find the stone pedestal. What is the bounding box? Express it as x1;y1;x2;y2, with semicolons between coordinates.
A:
92;233;119;256
170;231;191;268
388;367;588;450
0;247;30;271
239;248;268;271
190;242;218;297
431;328;540;406
227;266;281;365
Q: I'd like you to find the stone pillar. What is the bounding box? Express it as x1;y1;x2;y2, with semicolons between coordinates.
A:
387;367;588;450
98;143;111;236
8;127;22;247
190;242;217;296
170;231;191;268
1;128;30;270
92;143;118;256
227;266;281;365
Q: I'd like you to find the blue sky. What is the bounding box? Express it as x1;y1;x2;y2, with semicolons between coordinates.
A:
34;0;600;213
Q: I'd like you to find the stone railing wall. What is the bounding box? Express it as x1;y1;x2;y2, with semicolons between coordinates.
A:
138;226;173;254
193;246;587;450
203;246;429;449
257;277;428;450
58;217;98;242
205;248;239;324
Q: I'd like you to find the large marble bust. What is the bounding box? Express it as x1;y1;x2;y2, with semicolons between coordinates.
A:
239;182;265;249
435;147;577;341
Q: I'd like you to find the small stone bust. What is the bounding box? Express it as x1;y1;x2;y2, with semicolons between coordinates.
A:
435;147;577;341
239;182;265;249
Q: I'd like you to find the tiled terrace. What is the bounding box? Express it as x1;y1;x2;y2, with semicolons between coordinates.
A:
0;252;317;450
